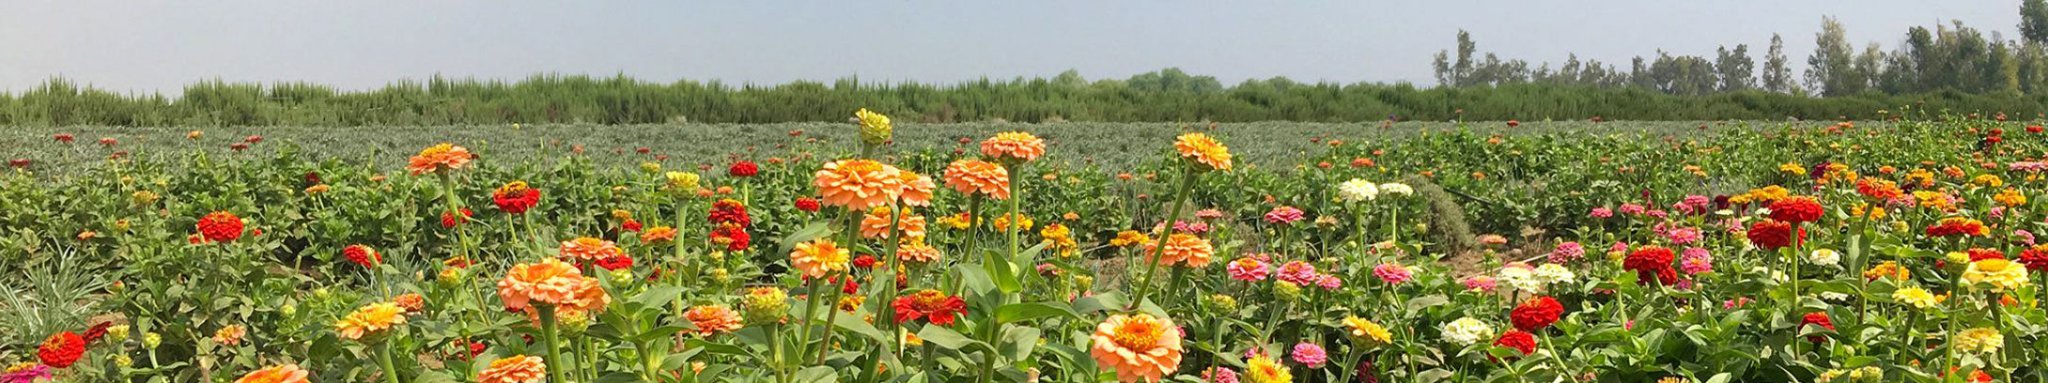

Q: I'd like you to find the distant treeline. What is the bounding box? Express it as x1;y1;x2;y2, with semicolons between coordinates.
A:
0;73;2041;127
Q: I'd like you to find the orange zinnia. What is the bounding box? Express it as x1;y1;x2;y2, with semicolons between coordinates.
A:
943;159;1011;200
790;239;851;278
861;206;928;240
1173;133;1232;171
477;355;547;383
559;237;623;261
234;364;311;383
1089;313;1184;383
683;305;744;336
640;226;678;243
813;159;907;210
333;302;407;341
497;258;598;311
407;143;475;175
980;132;1046;163
1146;233;1215;268
898;239;943;263
899;171;935;207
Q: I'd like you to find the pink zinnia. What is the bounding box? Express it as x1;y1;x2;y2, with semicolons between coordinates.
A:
1263;206;1305;225
1549;242;1585;264
1315;274;1342;290
1171;220;1211;235
1276;261;1319;284
1463;275;1498;292
1683;195;1710;209
1618;203;1646;215
1290;342;1328;367
2016;229;2038;246
1226;257;1270;282
1608;241;1628;254
1723;297;1753;309
1195;208;1226;220
1679;247;1713;274
1202;367;1240;383
1372;263;1412;285
1645;209;1669;219
1665;227;1702;245
1588;207;1614;218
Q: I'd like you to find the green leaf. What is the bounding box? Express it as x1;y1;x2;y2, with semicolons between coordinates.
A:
834;310;891;344
1073;292;1128;314
631;286;685;309
995;302;1079;324
917;325;994;353
984;249;1022;294
794;366;839;383
777;222;834;255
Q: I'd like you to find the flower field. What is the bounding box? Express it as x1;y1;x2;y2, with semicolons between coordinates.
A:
2;110;2044;382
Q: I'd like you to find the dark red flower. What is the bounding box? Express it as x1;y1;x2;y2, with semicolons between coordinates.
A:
1800;312;1835;343
97;137;117;147
728;160;760;178
795;197;821;212
2030;125;2044;134
1506;120;1520;128
893;289;967;326
708;199;750;227
1747;220;1800;250
2020;246;2048;272
343;244;381;268
303;172;323;186
636;147;651;154
622;219;643;233
594;255;634;271
492;182;543;214
81;322;112;343
709;224;750;251
454;339;488;361
244;135;263;144
852;254;878;270
441;208;474;229
1492;329;1537;356
1510;296;1564;332
841;278;860;294
1767;196;1824;224
37;331;85;368
54;133;75;144
8;158;29;168
1967;248;2006;262
196;211;244;243
230;143;250;152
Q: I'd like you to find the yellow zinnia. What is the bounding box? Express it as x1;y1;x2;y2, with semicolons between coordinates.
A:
1173;133;1233;171
1953;327;2003;354
790;239;851;278
1964;259;2029;291
1342;316;1393;348
333;302;407;341
1245;354;1292;383
1891;287;1937;309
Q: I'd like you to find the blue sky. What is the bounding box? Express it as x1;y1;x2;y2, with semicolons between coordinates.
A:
0;1;2024;93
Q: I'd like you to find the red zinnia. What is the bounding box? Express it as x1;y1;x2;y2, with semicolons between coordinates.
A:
441;208;473;229
1747;219;1800;250
1622;246;1678;286
1510;296;1564;332
795;197;821;212
1492;329;1537;356
708;224;750;251
1767;196;1824;224
81;322;112;343
54;133;75;144
594;255;634;271
1967;248;2006;262
2020;246;2048;272
893;289;967;326
37;331;85;368
8;158;29;168
491;181;543;214
708;199;751;227
343;244;382;268
622;219;643;232
195;211;244;243
852;254;878;270
728;160;760;177
1799;312;1835;343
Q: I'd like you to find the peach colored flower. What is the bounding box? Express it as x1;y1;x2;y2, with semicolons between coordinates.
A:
212;325;246;346
1173;133;1232;171
861;206;928;240
1089;314;1183;382
683;305;744;336
790;239;851;278
943;159;1011;200
1145;233;1215;268
559;237;623;261
407;143;474;175
496;258;608;312
477;355;547;383
813;159;907;210
898;239;943;263
980;132;1046;163
234;364;311;383
899;171;935;207
333;302;407;341
393;293;426;314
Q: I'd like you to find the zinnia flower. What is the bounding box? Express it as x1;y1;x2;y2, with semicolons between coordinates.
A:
1549;242;1585;263
1262;206;1304;225
333;302;407;341
861;206;928;239
897;239;943;263
1493;329;1537;356
1964;258;2030;291
898;171;935;207
1342;316;1393;347
1746;219;1800;250
683;305;744;336
1372;263;1412;285
1510;296;1564;332
1799;312;1835;343
727;160;759;178
893;289;968;326
196;211;244;243
855;108;893;146
1276;261;1319;285
943;159;1011;200
1227;257;1270;281
640;226;678;243
1289;342;1327;367
36;332;84;368
980;132;1046;163
1807;249;1841;267
1244;355;1292;383
790;239;851;278
407;143;475;175
1147;233;1214;267
1623;246;1678;286
559;237;624;261
1337;179;1379;202
1440;317;1494;346
2;363;52;383
343;244;381;269
1089;314;1183;383
492;181;542;214
1953;327;2003;354
1173;133;1233;171
813;159;907;210
233;364;311;383
476;355;547;383
1767;196;1824;223
213;325;246;346
497;258;608;312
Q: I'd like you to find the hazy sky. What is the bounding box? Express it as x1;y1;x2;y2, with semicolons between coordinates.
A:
0;1;2025;94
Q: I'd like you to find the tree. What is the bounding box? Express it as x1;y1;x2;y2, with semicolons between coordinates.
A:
1807;16;1864;96
2024;0;2048;45
1716;44;1756;91
1762;34;1797;93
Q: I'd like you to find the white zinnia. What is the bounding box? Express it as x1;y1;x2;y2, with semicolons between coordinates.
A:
1533;263;1576;285
1379;183;1414;196
1338;179;1379;202
1440;317;1494;346
1807;249;1841;267
1498;264;1543;293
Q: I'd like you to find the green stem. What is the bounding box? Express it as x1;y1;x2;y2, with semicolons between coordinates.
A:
540;305;568;383
376;341;403;383
1132;167;1198;308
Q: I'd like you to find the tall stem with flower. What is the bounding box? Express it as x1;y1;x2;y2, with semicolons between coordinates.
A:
1133;166;1196;307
